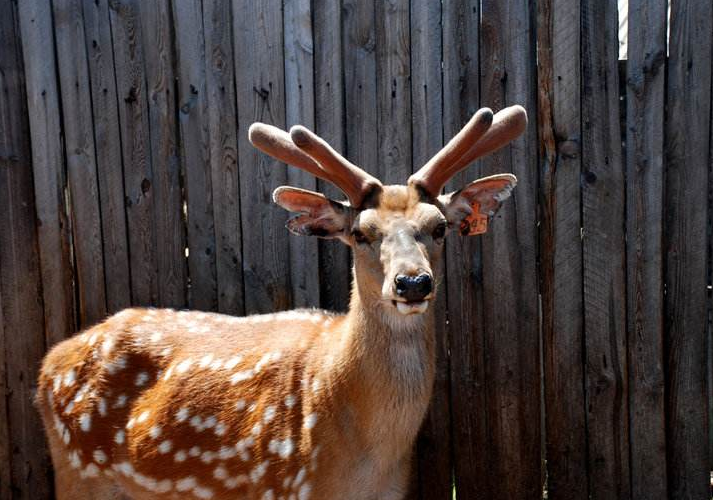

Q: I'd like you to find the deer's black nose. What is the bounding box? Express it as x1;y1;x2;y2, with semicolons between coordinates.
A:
394;274;433;302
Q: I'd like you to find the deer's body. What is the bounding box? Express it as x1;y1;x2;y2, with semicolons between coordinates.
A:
38;106;526;500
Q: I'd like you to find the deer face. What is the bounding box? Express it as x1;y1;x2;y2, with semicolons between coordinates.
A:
250;106;526;316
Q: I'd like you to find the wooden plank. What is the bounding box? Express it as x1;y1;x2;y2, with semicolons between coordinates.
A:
580;1;630;498
52;0;107;327
284;0;320;309
536;0;588;498
0;3;52;497
139;0;187;308
410;1;451;499
18;0;75;346
233;0;291;313
313;0;351;312
374;0;411;185
664;0;712;497
625;1;668;498
108;0;158;306
342;0;378;178
81;0;132;314
202;0;244;315
479;0;541;497
441;1;485;497
172;0;218;312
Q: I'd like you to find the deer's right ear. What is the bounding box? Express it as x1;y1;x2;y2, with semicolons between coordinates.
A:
273;187;351;238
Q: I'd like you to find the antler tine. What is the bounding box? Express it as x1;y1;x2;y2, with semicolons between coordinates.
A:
409;105;527;198
408;107;494;197
290;125;382;208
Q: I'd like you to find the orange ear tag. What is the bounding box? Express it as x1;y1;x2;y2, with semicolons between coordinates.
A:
459;201;490;235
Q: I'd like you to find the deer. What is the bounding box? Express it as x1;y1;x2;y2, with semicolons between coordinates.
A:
36;104;526;500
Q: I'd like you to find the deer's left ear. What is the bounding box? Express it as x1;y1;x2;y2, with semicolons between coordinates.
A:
438;174;517;236
273;186;351;238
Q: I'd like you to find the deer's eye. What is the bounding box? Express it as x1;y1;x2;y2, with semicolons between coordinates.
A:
432;222;447;241
352;229;368;244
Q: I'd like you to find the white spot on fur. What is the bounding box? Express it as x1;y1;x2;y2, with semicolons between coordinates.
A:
293;467;307;487
126;418;136;429
87;333;99;346
79;413;91;432
213;465;228;480
218;445;236;460
163;365;175;380
63;369;76;387
214;422;227;437
160;347;172;357
224;474;249;489
64;401;75;415
100;337;115;357
176;476;197;492
81;463;100;478
193;485;214;499
230;370;254;385
174;449;187;462
200;451;216;464
158;440;172;454
189;446;201;457
304;413;317;430
137;410;150;423
176;407;189;422
262;489;275;500
203;415;217;429
251;423;262;435
190;415;203;430
156;479;172;493
93;449;108;464
68;450;81;469
235;399;246;411
176;359;193;373
135;372;149;386
114;394;128;409
115;430;125;445
298;482;312;500
209;359;224;370
199;354;214;368
263;405;276;423
269;438;294;459
311;379;322;394
149;332;162;342
149;425;162;439
284;394;296;408
105;355;127;375
250;460;270;483
97;397;107;417
224;355;242;370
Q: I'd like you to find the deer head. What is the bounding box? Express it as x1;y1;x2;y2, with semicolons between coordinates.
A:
250;105;526;317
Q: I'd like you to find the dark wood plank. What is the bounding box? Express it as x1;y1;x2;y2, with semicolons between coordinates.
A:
233;0;291;313
18;0;75;346
0;3;52;497
441;1;486;497
172;0;218;312
479;0;542;497
536;0;588;498
81;0;132;314
313;0;351;312
342;0;378;178
52;0;107;327
410;1;451;499
625;1;668;498
139;0;187;308
664;0;713;497
284;0;320;309
580;1;630;498
374;0;411;185
202;0;244;315
108;0;158;306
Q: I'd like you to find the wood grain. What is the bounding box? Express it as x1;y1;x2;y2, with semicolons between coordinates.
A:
233;0;291;314
664;0;713;497
0;3;52;497
537;0;588;498
82;0;132;314
581;1;630;498
202;0;244;316
479;0;542;497
313;0;351;312
284;0;320;309
625;1;668;498
53;0;107;327
172;0;217;312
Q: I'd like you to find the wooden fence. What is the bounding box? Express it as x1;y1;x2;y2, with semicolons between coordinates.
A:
0;0;711;498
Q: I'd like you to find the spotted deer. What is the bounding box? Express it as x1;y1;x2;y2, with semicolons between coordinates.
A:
37;105;526;500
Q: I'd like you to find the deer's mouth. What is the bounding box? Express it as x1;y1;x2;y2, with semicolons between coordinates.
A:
392;299;429;315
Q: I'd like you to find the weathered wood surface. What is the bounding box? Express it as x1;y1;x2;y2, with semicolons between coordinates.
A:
1;3;53;498
665;0;713;498
53;0;108;327
581;1;631;498
537;0;588;498
625;1;668;498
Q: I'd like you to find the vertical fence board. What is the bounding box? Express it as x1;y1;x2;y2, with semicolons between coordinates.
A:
108;0;158;306
53;0;108;327
375;0;411;184
537;0;588;498
284;0;320;309
202;0;244;316
342;0;378;178
441;1;486;497
665;0;713;497
140;0;186;308
82;0;132;314
18;0;75;346
173;0;217;312
0;3;52;497
313;0;350;312
233;0;291;314
625;1;668;498
410;1;451;499
581;1;631;498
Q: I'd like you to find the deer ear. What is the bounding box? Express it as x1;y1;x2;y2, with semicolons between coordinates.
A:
273;187;351;238
438;174;517;236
